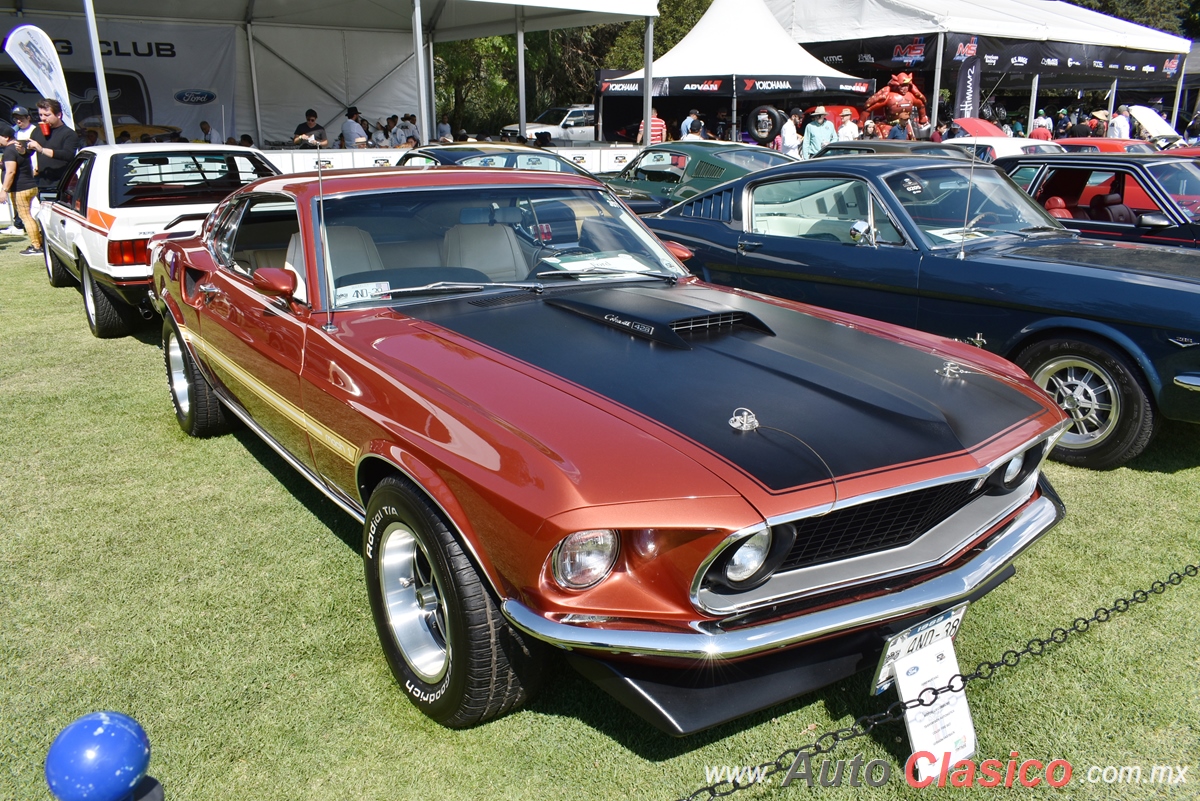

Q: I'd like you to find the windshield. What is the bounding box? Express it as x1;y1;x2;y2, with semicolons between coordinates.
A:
533;107;570;124
885;166;1063;246
320;186;687;307
1146;160;1200;220
452;150;589;177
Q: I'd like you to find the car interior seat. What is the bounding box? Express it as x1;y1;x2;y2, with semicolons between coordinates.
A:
532;200;578;245
283;232;307;303
1043;196;1074;219
1089;193;1135;224
442;207;527;281
325;225;386;285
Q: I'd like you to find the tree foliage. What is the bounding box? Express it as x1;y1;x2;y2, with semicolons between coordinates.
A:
433;0;712;135
1063;0;1184;34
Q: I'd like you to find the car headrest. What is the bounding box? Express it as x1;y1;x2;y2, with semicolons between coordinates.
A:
1044;196;1066;210
1091;192;1123;209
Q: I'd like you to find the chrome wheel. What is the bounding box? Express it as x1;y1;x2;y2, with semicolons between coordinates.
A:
166;331;191;417
1031;355;1120;449
379;521;450;684
82;264;97;324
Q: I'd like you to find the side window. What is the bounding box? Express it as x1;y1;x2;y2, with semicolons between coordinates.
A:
749;177;877;244
1007;166;1040;192
401;154;438;168
229;197;305;302
58;157;91;212
210;199;246;270
871;196;905;244
1040;168;1161;222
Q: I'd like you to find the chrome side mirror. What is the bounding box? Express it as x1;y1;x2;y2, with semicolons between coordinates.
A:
1136;212;1172;229
849;220;875;246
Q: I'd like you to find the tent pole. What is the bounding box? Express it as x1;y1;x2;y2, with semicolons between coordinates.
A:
1106;78;1117;131
642;15;653;145
246;22;263;146
1027;73;1039;136
929;32;944;129
412;0;429;145
517;10;526;139
427;40;436;137
731;76;737;143
1171;56;1186;129
82;0;115;145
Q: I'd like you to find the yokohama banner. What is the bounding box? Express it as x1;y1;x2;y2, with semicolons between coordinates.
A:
0;15;236;142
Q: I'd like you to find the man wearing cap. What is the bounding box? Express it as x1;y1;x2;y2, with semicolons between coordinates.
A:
27;98;79;208
801;106;836;159
837;108;859;141
1034;109;1052;130
1;121;41;254
1109;105;1131;139
779;108;802;157
394;114;419;146
342;106;367;149
4;107;33;235
679;109;703;140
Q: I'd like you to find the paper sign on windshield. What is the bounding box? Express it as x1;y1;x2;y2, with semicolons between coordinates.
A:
336;281;390;304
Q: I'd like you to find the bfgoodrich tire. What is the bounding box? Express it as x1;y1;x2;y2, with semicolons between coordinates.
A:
81;261;139;338
1016;335;1157;469
162;317;232;438
363;476;544;728
44;245;73;288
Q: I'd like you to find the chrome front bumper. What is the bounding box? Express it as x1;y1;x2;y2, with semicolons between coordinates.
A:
503;481;1063;660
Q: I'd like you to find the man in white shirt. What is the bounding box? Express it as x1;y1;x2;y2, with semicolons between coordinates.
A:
780;108;802;157
837;108;860;141
1109;105;1131;139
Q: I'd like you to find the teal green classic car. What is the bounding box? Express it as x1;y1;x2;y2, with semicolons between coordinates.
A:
601;141;795;212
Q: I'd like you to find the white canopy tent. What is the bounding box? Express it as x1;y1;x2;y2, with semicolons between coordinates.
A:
765;0;1192;127
608;0;873;139
6;0;658;144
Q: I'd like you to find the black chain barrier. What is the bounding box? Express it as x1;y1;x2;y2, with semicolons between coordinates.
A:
675;561;1199;801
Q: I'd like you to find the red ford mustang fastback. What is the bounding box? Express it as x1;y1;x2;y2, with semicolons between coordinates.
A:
151;168;1067;735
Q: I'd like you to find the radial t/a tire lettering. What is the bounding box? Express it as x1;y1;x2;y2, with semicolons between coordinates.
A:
1016;335;1157;469
162;317;232;438
363;476;544;728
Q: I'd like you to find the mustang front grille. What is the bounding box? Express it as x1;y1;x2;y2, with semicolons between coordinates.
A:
777;479;982;572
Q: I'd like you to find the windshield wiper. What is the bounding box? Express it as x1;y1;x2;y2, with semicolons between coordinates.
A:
535;266;679;285
340;281;543;304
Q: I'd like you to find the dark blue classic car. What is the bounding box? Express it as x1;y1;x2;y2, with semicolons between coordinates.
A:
645;155;1200;469
994;152;1200;249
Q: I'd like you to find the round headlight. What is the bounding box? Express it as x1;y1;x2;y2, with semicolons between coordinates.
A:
1003;452;1025;485
553;529;619;589
725;529;772;583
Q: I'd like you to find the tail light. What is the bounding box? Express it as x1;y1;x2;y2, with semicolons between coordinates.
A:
108;239;150;266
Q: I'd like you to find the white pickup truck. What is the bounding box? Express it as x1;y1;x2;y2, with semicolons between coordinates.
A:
501;104;595;142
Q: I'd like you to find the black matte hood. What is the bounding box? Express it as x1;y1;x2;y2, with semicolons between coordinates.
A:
985;237;1200;285
403;284;1049;492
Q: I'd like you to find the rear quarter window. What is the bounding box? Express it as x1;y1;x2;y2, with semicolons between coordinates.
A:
109;151;277;208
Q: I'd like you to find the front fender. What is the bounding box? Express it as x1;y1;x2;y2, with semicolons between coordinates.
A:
1007;316;1163;396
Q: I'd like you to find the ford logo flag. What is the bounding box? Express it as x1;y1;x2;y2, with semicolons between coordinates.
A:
174;90;216;105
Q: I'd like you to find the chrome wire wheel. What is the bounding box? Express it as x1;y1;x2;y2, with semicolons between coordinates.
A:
1031;355;1120;449
379;521;450;684
166;330;191;417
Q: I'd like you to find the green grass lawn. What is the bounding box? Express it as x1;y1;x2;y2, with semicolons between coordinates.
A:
1;239;1197;800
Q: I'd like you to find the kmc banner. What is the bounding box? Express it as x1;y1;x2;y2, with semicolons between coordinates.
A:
0;16;236;142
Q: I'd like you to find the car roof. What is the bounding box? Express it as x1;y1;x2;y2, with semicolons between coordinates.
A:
739;153;995;184
993;152;1196;165
254;166;603;199
82;143;265;156
641;141;763;155
816;141;971;158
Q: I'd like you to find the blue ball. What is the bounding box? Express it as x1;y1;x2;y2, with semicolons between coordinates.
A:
45;711;151;801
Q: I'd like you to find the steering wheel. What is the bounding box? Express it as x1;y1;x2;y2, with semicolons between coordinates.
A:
967;211;1002;228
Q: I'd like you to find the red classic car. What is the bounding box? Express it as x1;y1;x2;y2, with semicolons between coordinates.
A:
151;167;1068;734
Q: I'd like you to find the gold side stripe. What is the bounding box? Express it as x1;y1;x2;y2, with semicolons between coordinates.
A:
188;333;359;464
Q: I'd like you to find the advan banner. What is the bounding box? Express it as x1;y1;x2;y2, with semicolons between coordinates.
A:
0;16;235;142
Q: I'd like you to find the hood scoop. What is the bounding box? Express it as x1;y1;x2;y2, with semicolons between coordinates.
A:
545;288;773;349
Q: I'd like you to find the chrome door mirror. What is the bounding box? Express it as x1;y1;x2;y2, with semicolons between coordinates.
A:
849;219;875;245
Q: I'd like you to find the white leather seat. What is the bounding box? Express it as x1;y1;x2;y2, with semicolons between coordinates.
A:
283;232;307;303
442;215;527;282
326;225;386;283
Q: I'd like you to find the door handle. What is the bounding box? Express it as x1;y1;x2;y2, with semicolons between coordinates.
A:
197;282;220;302
738;240;763;253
